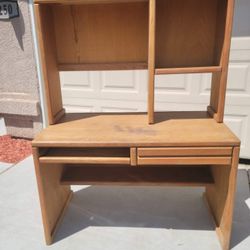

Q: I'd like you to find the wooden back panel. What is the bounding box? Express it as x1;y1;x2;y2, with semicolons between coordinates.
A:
52;2;148;66
155;0;227;68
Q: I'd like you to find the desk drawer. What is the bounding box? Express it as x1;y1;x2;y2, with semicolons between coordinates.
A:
137;147;232;165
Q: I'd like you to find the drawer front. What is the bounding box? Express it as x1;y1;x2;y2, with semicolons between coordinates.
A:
137;147;232;165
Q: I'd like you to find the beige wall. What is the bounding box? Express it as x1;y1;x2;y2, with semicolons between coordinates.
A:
0;0;42;138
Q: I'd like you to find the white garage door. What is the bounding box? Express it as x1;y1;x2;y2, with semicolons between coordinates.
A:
60;1;250;159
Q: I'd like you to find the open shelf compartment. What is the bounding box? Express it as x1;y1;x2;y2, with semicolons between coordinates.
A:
155;0;228;70
37;1;149;71
60;165;215;186
39;147;131;164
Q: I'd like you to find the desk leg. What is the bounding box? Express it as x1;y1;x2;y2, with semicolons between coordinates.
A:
204;146;240;250
32;147;72;245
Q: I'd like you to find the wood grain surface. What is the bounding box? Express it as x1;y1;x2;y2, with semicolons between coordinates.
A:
32;112;240;147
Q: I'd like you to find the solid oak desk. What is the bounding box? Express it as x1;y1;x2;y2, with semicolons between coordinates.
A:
32;111;240;250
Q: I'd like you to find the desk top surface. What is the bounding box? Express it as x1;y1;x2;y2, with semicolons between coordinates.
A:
32;112;240;147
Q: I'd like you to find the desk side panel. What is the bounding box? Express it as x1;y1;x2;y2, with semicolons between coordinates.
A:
34;4;64;124
32;147;71;244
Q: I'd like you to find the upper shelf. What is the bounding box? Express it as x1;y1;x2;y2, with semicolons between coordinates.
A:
155;66;222;75
58;62;148;71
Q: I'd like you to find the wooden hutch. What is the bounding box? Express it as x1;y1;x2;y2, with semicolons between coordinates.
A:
32;0;240;249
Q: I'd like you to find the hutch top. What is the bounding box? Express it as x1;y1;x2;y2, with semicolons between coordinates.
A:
34;0;235;124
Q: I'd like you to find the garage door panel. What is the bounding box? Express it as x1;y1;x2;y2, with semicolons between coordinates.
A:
227;64;250;93
224;106;250;159
61;70;148;101
63;97;144;113
61;71;96;90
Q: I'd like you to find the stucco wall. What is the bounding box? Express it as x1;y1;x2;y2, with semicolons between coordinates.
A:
0;0;42;138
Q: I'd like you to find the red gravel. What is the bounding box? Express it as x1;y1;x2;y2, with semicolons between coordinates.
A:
0;135;32;164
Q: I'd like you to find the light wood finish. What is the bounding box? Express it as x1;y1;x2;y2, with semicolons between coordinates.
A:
32;112;240;148
40;157;130;164
32;147;72;245
58;62;147;71
61;165;214;186
207;105;216;118
33;1;240;248
52;3;148;65
48;191;73;244
156;0;220;68
53;108;65;124
213;0;228;66
137;156;231;166
148;0;155;124
34;0;235;124
34;4;63;125
35;0;147;4
205;146;240;250
138;147;233;157
130;147;137;166
155;66;222;75
39;147;130;164
209;0;235;123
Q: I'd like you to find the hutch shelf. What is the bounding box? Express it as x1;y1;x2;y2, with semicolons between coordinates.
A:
32;0;240;250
